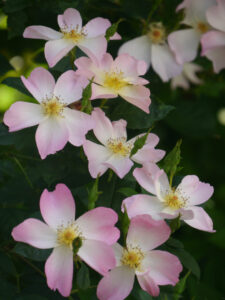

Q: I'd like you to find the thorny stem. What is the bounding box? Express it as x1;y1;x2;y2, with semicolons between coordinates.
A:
12;157;34;189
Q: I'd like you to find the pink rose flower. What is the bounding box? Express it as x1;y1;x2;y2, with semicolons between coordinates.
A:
12;183;120;297
97;215;182;300
201;0;225;72
3;67;94;159
83;108;165;179
23;8;120;67
123;163;215;232
75;52;151;113
118;22;182;82
168;0;216;64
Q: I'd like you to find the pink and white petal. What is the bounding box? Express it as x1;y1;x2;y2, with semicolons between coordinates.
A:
79;36;107;63
206;0;225;32
99;53;114;71
154;169;171;201
118;36;152;69
92;108;114;145
104;155;133;179
23;26;62;40
83;17;111;38
75;207;120;245
45;39;74;68
183;63;203;84
133;163;161;195
112;119;127;140
3;102;44;132
171;74;190;90
113;53;142;78
54;71;88;105
126;215;171;252
112;243;124;265
21;67;55;102
74;56;95;79
132;146;165;164
63;108;94;147
35;117;69;159
122;194;163;220
58;8;82;31
177;175;214;205
137;273;160;297
110;32;122;40
176;0;191;12
83;140;111;178
159;207;180;219
45;245;73;297
184;206;215;232
142;250;182;286
179;208;194;220
183;0;216;24
91;83;117;99
119;85;151;113
12;218;57;249
97;266;135;300
203;46;225;73
78;240;116;275
201;31;225;54
168;29;200;64
40;183;75;230
151;43;183;82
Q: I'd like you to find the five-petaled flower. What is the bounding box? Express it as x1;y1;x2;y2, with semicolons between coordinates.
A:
122;163;215;232
97;215;182;300
23;8;120;67
118;22;182;82
75;52;151;113
12;184;120;297
3;67;94;159
83;108;165;179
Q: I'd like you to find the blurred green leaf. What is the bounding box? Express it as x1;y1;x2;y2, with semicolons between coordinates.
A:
105;18;123;41
13;243;51;262
81;78;93;114
117;187;137;197
130;129;151;157
173;271;191;300
3;77;32;97
87;175;102;210
77;263;90;290
0;54;12;77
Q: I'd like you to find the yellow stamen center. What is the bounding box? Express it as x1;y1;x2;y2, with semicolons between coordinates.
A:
103;71;128;91
164;192;186;210
107;137;132;156
42;98;65;117
121;248;144;270
62;25;86;43
197;22;209;34
147;22;166;44
57;224;80;249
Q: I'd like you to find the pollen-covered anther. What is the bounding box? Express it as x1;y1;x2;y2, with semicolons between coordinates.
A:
121;247;145;270
196;22;210;34
42;97;65;117
107;137;132;156
103;71;128;91
147;22;166;44
62;25;86;42
57;223;81;249
164;191;187;210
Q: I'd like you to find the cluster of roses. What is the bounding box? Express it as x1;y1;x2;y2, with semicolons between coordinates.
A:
3;2;216;299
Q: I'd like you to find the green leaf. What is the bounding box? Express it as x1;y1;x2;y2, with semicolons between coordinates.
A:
81;78;94;114
3;77;32;97
173;271;191;300
162;140;182;185
87;175;102;210
120;207;130;243
13;243;51;262
117;187;137;197
105;18;123;41
76;263;90;290
112;99;174;129
130;128;151;157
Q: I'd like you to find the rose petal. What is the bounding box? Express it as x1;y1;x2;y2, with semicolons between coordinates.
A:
184;206;215;232
23;25;62;40
58;8;82;31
